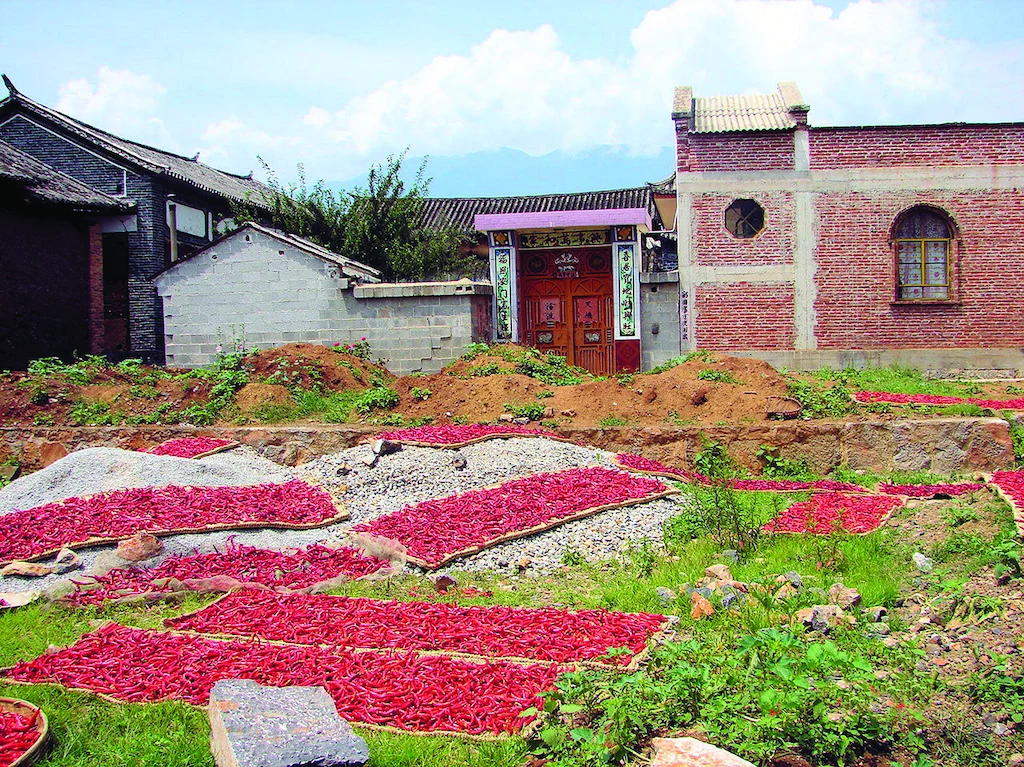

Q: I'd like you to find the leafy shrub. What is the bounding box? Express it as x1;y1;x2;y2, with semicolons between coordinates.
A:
697;368;739;384
755;445;816;481
410;387;431;401
647;349;715;375
469;362;502;377
598;415;629;428
503;402;546;421
786;378;854;419
525;628;906;766
354;386;400;416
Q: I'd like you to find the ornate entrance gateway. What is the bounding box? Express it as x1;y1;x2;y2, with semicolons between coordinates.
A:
520;247;614;375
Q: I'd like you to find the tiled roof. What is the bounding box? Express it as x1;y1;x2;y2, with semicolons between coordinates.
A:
676;82;810;133
0;139;134;211
158;222;380;281
0;83;272;208
420;186;661;231
694;92;795;133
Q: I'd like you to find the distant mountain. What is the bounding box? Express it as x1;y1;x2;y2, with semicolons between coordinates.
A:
332;146;675;198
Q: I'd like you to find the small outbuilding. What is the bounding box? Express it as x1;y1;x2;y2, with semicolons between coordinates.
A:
154;223;493;374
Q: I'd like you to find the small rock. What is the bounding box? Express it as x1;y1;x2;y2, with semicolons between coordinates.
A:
993;723;1011;737
720;588;745;609
512;417;531;425
867;622;891;636
781;570;803;589
0;590;40;608
775;582;799;602
651;737;754;767
863;606;887;622
0;560;54;577
516;557;531;571
116;532;164;562
797;604;848;634
722;549;740;564
370;438;400;457
656;587;677;606
1006;753;1024;767
912;553;934;573
560;409;577;417
643;388;658;404
497;413;515;422
690;387;711;406
53;548;83;574
690;592;715;620
543;407;555;418
432;575;457;594
705;564;733;582
828;583;862;610
42;580;76;600
452;453;468;470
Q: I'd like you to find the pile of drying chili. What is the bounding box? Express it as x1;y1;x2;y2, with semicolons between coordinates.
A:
0;708;40;767
167;591;668;665
854;391;1024;410
0;479;342;565
762;492;903;535
615;453;709;482
378;424;562;445
355;466;669;569
3;623;562;735
878;481;984;498
71;541;386;605
146;437;236;458
991;470;1024;506
616;454;865;493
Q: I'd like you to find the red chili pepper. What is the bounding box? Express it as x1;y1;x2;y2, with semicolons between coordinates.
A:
145;437;235;458
0;708;40;767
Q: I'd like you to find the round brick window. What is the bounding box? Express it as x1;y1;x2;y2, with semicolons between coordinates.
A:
724;199;765;239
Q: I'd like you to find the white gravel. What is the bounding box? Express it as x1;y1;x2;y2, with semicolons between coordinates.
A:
0;437;689;594
0;446;294;514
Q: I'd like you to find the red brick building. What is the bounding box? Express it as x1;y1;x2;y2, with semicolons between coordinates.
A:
672;82;1024;373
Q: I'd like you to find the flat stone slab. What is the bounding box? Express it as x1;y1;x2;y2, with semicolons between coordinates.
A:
209;679;369;767
651;737;755;767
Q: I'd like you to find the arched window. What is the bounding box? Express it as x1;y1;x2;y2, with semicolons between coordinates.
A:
894;207;953;300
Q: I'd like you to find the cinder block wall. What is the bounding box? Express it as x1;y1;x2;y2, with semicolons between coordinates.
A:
155;230;492;375
639;274;681;370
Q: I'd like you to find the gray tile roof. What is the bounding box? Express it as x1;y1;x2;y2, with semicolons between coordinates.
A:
0;139;134;211
0;86;273;208
158;222;380;281
420;186;662;231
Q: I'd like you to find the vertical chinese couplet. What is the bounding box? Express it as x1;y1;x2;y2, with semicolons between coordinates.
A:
493;246;514;341
616;243;637;337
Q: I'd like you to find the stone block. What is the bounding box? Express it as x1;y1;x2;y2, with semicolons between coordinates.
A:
208;679;368;767
650;737;754;767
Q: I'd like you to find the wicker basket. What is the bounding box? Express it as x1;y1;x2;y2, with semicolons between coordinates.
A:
766;396;802;419
0;697;49;766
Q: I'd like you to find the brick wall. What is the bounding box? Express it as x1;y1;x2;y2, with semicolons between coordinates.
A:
814;190;1024;349
809;124;1024;169
685;131;794;172
155;229;491;375
692;192;795;266
0;207;91;369
695;282;796;350
0;115;126;194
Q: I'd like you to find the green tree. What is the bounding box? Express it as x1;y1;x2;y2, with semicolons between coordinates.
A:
235;152;477;282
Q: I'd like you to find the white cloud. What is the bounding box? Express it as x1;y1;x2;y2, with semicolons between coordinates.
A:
56;67;177;148
73;2;1024;180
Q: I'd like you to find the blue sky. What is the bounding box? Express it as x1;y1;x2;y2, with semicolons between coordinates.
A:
2;0;1022;196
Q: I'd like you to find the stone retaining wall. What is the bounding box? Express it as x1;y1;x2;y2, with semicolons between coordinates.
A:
1;417;1013;476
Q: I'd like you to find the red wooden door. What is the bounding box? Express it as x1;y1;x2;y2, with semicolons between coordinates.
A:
519;247;614;375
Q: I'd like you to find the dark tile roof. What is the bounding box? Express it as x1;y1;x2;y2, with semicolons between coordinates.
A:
0;139;134;211
420;186;664;231
0;84;272;208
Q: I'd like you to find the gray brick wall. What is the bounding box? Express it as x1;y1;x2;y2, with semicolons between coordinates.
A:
155;229;490;375
640;273;682;370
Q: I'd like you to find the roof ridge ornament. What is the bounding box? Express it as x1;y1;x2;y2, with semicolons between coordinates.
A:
2;74;19;97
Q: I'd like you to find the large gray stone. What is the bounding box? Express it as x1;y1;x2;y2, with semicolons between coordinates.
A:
209;679;369;767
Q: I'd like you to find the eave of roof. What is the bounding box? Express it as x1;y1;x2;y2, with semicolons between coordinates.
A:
0;89;273;209
0;138;135;212
420;186;661;231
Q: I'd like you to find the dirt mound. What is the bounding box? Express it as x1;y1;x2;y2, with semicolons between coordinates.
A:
243;343;391;392
393;353;792;428
234;383;292;413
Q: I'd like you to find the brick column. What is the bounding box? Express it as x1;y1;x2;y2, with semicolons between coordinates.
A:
87;221;105;355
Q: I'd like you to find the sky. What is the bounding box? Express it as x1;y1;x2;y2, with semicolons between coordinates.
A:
2;0;1022;197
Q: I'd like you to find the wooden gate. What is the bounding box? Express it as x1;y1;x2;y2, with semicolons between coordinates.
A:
519;247;614;375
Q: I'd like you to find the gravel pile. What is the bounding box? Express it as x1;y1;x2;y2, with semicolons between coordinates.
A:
0;447;294;514
1;438;689;593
